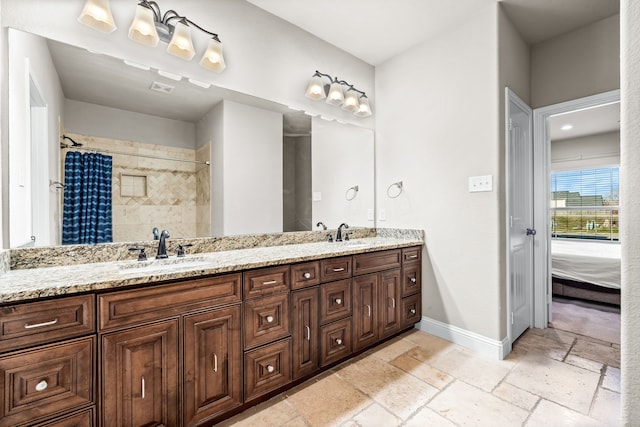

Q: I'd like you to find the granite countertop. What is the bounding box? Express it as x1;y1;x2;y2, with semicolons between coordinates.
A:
0;237;423;304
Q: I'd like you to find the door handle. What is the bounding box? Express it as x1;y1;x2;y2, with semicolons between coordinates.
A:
526;228;536;236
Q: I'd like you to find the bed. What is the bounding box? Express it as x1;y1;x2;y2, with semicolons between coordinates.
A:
551;239;621;305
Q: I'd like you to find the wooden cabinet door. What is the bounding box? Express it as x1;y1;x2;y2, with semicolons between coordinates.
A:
291;288;319;380
101;320;179;427
379;269;402;339
183;305;242;426
352;273;378;352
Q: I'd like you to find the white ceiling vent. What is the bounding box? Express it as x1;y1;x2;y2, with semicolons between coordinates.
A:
150;81;174;94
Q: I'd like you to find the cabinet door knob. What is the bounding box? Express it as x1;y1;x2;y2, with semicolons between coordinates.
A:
335;338;343;345
305;325;311;340
410;277;417;284
366;304;371;317
335;298;342;305
303;272;311;279
410;308;416;315
266;315;274;323
212;353;218;373
266;365;275;373
35;380;48;392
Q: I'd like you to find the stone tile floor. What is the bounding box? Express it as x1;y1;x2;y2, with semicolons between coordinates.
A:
220;327;620;426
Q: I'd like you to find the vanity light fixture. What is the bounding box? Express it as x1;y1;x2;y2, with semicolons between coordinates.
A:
304;70;372;117
78;0;226;73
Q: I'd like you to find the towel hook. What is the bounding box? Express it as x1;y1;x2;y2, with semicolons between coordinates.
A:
345;185;359;201
387;181;403;198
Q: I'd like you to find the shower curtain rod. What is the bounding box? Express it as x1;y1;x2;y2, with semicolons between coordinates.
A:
60;140;210;166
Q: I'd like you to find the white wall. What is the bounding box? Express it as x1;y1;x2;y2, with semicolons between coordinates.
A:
551;131;620;172
64;99;196;149
8;28;64;247
311;117;374;231
531;14;620;108
621;1;640;422
375;4;502;340
222;101;282;235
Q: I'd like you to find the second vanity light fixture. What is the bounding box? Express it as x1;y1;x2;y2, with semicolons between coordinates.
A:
305;71;372;117
78;0;226;73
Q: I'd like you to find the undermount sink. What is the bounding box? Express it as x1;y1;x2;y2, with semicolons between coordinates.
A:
118;256;210;274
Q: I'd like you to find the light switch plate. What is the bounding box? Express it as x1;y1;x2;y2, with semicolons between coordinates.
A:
367;209;374;221
379;208;386;221
468;175;493;192
312;191;322;201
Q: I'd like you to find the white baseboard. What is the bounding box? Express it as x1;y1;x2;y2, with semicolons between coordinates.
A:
417;316;511;360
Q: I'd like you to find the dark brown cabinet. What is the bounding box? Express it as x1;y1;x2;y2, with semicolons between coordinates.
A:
291;288;320;379
183;305;242;426
244;338;292;401
379;269;402;339
353;273;379;351
101;319;179;427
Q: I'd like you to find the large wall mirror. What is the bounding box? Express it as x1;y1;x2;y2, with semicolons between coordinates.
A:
7;28;375;248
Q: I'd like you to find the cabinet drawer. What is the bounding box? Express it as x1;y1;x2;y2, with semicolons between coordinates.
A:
98;273;241;331
401;294;422;329
320;318;352;367
243;266;290;299
0;294;95;353
353;250;401;275
244;338;291;401
0;337;94;427
34;407;95;426
320;279;352;324
320;256;352;282
402;246;422;264
401;264;421;297
291;261;320;290
244;293;290;350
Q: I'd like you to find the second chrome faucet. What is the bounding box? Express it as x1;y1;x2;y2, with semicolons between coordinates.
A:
156;229;170;259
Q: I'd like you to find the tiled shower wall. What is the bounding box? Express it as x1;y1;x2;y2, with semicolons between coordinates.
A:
62;133;211;243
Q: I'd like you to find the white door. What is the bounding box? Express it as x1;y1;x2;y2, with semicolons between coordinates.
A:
506;88;534;343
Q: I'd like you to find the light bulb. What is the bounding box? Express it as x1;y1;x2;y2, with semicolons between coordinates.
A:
128;3;159;47
78;0;117;33
199;38;226;72
166;20;195;60
305;76;326;100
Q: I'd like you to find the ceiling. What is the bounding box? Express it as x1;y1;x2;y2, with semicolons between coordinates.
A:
246;0;620;66
549;102;620;141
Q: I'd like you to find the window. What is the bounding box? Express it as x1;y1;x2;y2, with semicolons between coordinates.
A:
550;167;619;241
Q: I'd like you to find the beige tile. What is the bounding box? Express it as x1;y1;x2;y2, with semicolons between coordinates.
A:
492;382;539;411
570;339;620;368
402;331;455;358
428;380;529;426
564;354;604;373
426;346;512;392
404;406;457;427
513;330;573;361
602;366;621;393
591;388;621;426
506;352;600;414
336;354;438;420
391;353;453;389
350;402;402;426
526;326;579;346
281;416;310;427
287;373;371;426
222;398;298;426
525;399;603;427
371;336;418;362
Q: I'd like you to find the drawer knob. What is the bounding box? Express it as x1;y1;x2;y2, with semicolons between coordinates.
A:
266;315;274;323
410;308;417;315
335;338;343;345
24;318;58;329
266;365;275;373
335;298;342;305
332;267;345;272
410;277;417;284
303;272;311;279
408;254;418;259
262;280;278;285
35;380;48;392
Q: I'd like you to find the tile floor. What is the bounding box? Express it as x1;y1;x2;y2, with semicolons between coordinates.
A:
220;319;620;426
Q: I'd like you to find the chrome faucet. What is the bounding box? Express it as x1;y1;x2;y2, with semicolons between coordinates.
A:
152;227;159;240
336;223;349;242
156;229;170;259
316;221;327;230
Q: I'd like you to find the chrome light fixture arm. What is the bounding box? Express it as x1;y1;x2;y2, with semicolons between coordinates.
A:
138;0;222;42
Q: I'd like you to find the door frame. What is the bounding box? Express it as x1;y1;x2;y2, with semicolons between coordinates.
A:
531;89;621;329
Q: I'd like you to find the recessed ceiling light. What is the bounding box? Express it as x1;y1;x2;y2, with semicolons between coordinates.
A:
561;124;573;131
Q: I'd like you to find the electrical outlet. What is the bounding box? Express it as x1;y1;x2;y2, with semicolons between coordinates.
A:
367;209;374;221
468;175;493;192
379;208;386;221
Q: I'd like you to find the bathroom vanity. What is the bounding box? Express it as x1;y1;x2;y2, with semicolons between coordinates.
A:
0;235;422;426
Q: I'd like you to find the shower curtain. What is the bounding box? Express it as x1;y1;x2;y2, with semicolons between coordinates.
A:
62;151;113;244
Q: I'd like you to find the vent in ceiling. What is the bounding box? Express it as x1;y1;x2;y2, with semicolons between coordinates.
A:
150;81;174;94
